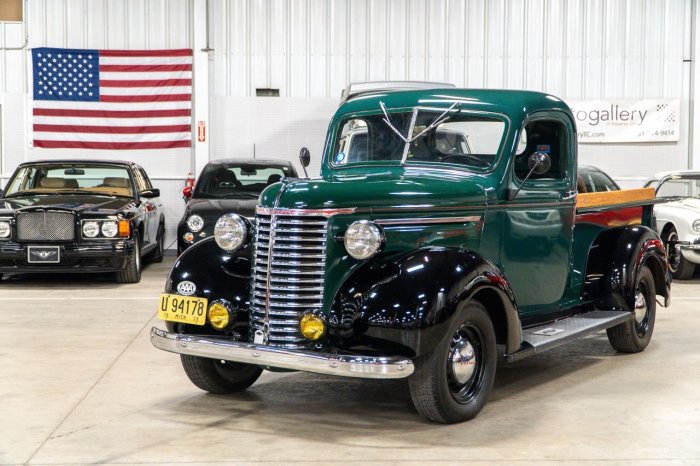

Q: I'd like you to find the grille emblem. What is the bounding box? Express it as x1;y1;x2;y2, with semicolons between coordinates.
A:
177;281;197;296
31;250;57;260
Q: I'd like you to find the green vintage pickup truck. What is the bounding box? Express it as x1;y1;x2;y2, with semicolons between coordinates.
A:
152;85;671;423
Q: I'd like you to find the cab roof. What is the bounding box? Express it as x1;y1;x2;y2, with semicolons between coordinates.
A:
334;88;572;123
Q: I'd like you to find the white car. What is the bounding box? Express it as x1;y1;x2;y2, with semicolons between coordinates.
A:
644;171;700;279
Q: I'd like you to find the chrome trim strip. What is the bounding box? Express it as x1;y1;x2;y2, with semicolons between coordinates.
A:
256;206;357;217
376;215;482;226
151;327;414;379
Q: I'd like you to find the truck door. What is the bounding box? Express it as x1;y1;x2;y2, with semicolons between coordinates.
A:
501;115;576;319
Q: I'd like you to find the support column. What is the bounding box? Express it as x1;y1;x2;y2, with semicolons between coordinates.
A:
192;0;210;177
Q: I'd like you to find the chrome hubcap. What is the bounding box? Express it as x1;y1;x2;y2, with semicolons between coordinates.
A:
634;289;647;324
450;338;477;384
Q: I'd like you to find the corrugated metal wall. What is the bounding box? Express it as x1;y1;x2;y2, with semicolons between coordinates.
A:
209;0;692;185
0;0;693;248
210;0;688;100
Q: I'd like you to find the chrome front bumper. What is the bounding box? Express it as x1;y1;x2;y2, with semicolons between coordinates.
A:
150;327;414;379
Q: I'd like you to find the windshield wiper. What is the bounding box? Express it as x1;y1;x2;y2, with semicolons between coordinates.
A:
379;101;460;143
4;190;43;198
410;102;460;141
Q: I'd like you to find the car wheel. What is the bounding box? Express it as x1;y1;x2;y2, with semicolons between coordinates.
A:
606;265;656;353
408;301;497;423
664;228;695;279
115;231;142;283
148;224;165;263
180;355;262;394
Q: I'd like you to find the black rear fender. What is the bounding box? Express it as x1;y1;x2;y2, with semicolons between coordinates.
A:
328;247;522;358
584;225;671;311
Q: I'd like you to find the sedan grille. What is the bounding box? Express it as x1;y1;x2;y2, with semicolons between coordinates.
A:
17;211;75;241
251;213;328;348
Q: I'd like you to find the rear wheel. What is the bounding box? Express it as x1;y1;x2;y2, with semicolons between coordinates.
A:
664;228;695;279
607;265;656;353
408;301;497;423
181;355;262;394
115;232;141;283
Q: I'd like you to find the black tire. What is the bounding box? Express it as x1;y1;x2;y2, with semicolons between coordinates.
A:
606;265;656;353
408;301;497;423
664;228;695;280
115;231;142;283
148;224;165;263
181;355;262;394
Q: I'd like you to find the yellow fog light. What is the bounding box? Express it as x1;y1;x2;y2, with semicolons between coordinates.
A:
208;302;231;329
183;232;194;243
300;313;325;340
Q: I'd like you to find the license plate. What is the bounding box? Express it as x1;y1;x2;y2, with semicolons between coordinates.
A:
158;293;208;325
27;246;60;263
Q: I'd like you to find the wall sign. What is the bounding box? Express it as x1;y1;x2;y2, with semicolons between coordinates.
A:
197;121;206;142
567;99;680;143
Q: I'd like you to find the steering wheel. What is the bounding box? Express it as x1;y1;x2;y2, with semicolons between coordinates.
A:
440;154;489;167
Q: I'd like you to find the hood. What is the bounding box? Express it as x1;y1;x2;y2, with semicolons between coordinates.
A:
657;198;700;217
0;194;134;214
186;197;258;219
259;167;493;212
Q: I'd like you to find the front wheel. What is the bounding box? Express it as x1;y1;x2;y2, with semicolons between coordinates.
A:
408;301;497;423
181;355;262;394
606;265;656;353
147;224;165;263
115;232;142;283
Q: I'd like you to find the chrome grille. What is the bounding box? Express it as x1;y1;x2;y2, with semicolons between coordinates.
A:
251;214;328;348
17;211;75;241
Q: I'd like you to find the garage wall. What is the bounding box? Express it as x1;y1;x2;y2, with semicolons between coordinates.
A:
209;0;692;187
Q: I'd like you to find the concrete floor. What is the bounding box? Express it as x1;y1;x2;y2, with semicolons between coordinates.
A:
1;258;699;465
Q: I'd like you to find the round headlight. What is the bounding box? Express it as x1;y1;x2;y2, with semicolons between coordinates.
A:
83;221;100;238
214;214;248;251
186;214;204;232
101;221;118;238
344;220;383;260
693;220;700;232
0;221;11;238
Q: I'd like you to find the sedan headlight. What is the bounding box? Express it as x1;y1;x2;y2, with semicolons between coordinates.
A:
693;220;700;232
344;220;383;260
101;221;118;238
186;214;204;232
214;214;248;251
82;221;100;238
0;220;11;238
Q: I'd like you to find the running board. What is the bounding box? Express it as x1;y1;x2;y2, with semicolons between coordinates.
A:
504;310;633;363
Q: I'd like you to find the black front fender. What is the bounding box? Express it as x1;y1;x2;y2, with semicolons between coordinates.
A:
164;237;253;333
584;225;671;311
327;247;521;358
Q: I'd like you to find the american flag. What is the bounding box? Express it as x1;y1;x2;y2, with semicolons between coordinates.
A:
32;47;192;150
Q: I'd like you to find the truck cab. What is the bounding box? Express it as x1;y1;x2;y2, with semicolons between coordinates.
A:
151;86;670;423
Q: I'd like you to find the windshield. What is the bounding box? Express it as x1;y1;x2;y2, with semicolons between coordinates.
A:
4;164;133;197
194;163;294;199
656;178;700;198
332;109;506;170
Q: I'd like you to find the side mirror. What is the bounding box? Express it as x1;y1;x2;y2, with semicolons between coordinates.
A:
182;186;193;200
299;147;311;178
141;188;160;198
0;188;4;198
508;152;553;201
528;151;552;175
